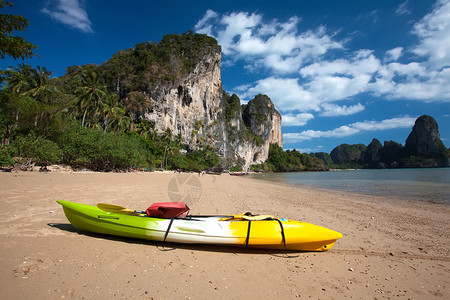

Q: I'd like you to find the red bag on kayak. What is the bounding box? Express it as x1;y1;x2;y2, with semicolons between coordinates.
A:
146;202;189;218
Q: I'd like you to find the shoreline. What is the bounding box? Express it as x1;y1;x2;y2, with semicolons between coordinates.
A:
249;168;450;205
9;166;449;207
0;172;448;299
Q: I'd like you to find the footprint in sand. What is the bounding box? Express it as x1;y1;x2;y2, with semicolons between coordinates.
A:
14;257;54;277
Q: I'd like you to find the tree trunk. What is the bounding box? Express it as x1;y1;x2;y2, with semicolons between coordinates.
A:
161;145;167;169
82;108;88;127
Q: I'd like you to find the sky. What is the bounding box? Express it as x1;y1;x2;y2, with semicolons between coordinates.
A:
1;0;449;153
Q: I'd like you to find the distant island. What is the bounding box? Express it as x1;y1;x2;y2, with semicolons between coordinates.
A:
330;115;449;169
262;115;449;172
1;32;448;172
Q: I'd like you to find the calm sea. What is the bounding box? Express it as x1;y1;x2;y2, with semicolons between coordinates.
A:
250;168;450;205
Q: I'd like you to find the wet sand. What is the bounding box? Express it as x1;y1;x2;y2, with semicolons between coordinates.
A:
0;171;448;299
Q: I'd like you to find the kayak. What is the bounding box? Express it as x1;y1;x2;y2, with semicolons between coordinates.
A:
57;200;342;251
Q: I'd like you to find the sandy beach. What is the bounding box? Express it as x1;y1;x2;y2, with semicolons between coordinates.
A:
0;170;448;299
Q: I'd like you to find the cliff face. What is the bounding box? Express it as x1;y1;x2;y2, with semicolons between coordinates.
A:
231;94;283;170
103;33;282;170
143;48;225;153
405;116;446;157
404;115;449;167
243;94;283;148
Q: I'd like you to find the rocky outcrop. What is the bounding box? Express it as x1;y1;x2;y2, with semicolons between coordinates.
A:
381;141;403;166
102;32;282;171
221;93;282;170
330;115;449;168
330;144;366;165
363;139;383;168
231;94;283;170
143;45;225;153
242;94;282;148
404;115;448;166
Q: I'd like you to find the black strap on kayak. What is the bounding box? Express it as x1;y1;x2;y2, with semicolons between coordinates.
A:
245;220;252;247
163;218;175;242
159;218;176;251
275;219;286;249
274;218;298;258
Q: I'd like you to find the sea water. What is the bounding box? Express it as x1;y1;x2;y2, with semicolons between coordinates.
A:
250;168;450;204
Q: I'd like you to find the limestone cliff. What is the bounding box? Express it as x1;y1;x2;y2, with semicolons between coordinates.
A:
142;44;225;153
404;115;449;166
225;94;283;170
102;32;282;170
243;94;283;148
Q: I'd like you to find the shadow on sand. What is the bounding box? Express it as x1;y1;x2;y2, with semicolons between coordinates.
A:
47;222;301;257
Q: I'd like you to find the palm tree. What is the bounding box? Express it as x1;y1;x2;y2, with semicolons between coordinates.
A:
173;133;183;148
160;128;172;169
23;66;59;129
75;70;106;127
23;66;57;104
110;110;130;133
4;65;31;123
6;64;56;100
4;64;58;130
135;119;156;140
123;91;152;130
5;64;33;94
101;92;123;132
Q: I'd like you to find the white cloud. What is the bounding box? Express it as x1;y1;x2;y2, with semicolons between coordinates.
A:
296;0;450;105
396;1;411;15
284;126;357;142
320;103;365;117
41;0;93;33
216;11;262;56
300;50;381;102
282;113;314;126
412;0;450;70
234;77;320;112
195;10;343;73
234;74;367;117
283;116;417;143
200;1;450;120
385;47;404;62
194;9;218;36
383;68;450;100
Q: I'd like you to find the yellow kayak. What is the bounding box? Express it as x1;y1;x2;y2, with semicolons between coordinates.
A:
57;200;342;251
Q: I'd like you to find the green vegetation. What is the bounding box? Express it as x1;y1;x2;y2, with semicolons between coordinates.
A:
330;143;366;166
0;32;221;171
101;31;219;96
230;165;243;172
0;1;37;60
264;144;327;172
243;94;273;126
223;92;266;148
223;91;241;122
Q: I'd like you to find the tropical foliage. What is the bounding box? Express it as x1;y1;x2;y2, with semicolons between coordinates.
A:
0;1;37;60
0;16;226;171
0;59;220;171
254;144;327;172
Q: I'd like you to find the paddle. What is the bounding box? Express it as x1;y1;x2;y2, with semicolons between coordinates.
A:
97;203;146;215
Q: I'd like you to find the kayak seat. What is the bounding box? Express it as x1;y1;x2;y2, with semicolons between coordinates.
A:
219;212;275;221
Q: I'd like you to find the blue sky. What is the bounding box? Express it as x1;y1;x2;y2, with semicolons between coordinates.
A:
1;0;449;153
